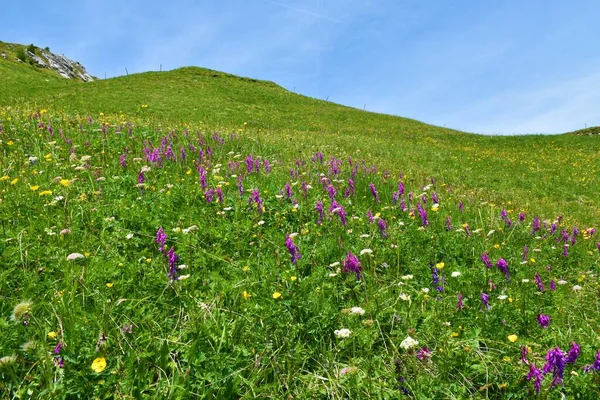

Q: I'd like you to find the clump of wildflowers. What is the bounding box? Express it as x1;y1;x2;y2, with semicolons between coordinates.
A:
285;234;300;265
343;252;362;281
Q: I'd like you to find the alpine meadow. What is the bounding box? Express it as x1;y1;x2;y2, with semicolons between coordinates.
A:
1;41;600;399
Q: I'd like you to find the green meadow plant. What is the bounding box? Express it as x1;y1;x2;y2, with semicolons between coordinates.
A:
0;109;599;398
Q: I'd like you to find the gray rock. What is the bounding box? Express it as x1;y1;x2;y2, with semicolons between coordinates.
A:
1;52;6;59
27;51;47;67
40;50;94;82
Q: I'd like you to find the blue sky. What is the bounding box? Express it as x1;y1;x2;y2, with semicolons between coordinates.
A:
2;0;599;134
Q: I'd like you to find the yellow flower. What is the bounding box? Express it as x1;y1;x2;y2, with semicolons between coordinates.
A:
507;334;518;343
529;258;536;264
450;332;459;337
0;175;9;181
242;291;252;300
503;356;511;362
290;276;297;282
30;185;39;191
7;140;14;146
91;357;107;373
39;190;52;196
146;258;152;263
10;178;18;185
106;283;113;288
272;291;282;299
242;266;250;272
493;244;500;249
435;262;445;269
84;252;90;257
47;331;57;339
59;179;70;187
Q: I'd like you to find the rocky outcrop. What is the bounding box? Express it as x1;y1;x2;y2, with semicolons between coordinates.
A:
22;49;94;82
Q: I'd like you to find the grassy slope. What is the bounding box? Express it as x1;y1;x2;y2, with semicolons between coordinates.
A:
1;59;599;225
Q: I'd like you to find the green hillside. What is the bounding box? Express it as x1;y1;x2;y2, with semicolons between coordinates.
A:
2;51;598;225
2;43;600;398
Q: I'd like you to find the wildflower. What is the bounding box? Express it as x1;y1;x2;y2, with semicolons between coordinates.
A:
66;252;85;261
166;247;179;281
535;272;544;291
480;292;490;309
481;252;492;269
0;355;17;368
377;218;388;238
53;342;63;354
537;314;550;328
401;274;413;280
48;331;57;339
566;342;580;364
400;336;419;350
527;363;543;393
549;279;556;290
368;182;380;203
521;346;529;364
39;190;52;196
242;291;252;300
272;291;282;299
156;227;167;252
285;234;301;265
334;328;352;338
507;334;518;343
91;357;107;373
399;293;410;301
11;301;32;321
572;285;582;291
421;288;430;293
360;248;373;255
417;347;431;360
343;252;362;280
339;366;358;376
350;307;365;315
496;258;510;280
583;350;600;372
457;293;465;310
106;283;113;288
451;271;461;277
543;347;566;386
445;216;453;231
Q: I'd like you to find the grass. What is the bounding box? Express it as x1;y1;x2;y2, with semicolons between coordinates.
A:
0;42;600;398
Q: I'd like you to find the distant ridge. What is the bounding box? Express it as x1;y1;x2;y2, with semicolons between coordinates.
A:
566;126;600;136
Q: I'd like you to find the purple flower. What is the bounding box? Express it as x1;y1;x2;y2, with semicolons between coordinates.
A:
496;258;510;280
584;350;600;372
432;192;439;205
521;346;529;364
327;184;336;200
285;234;301;265
543;347;566;387
216;187;224;203
521;246;529;261
562;245;569;258
347;179;355;196
56;357;65;368
566;342;580;364
53;342;63;354
204;188;215;203
166;246;179;281
445;216;453;231
369;182;380;203
549;279;556;291
457;293;465;311
377;218;388;238
237;175;244;196
535;272;544;291
480;292;490;309
537;314;550;328
519;212;526;222
417;347;431;360
366;209;374;223
284;182;292;199
526;363;543;393
249;188;263;214
156;227;168;252
343;252;362;281
416;203;429;226
458;201;464;213
315;201;324;225
531;217;541;235
264;159;271;173
481;252;492;269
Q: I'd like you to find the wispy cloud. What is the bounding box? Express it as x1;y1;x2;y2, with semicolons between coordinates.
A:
260;0;342;23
